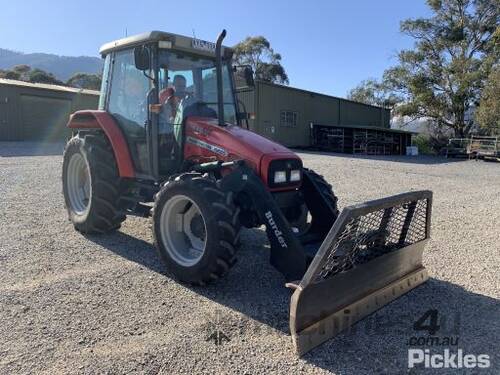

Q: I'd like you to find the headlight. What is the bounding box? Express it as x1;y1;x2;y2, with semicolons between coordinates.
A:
268;159;302;187
290;170;301;182
274;171;287;184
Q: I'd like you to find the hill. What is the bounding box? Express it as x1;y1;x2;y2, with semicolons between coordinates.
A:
0;48;103;81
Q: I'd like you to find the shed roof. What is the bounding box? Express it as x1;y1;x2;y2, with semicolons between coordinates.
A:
256;80;391;112
0;78;100;96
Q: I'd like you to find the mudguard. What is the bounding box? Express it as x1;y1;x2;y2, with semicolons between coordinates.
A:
67;110;135;178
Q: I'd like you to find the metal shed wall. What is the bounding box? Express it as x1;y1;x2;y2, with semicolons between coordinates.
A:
339;100;385;127
0;80;99;141
237;81;391;148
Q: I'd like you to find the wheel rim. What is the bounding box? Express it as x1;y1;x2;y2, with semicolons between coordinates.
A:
66;153;91;215
160;195;207;267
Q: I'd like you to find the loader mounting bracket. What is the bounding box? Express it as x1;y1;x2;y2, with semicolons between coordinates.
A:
219;163;308;281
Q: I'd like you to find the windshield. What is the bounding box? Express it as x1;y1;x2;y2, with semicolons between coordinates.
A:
158;50;236;124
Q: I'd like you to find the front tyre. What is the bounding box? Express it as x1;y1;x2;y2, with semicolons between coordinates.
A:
152;174;240;285
62;134;126;233
291;168;339;236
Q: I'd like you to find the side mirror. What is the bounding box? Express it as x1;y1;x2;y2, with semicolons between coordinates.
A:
233;65;255;89
243;66;255;87
134;46;150;71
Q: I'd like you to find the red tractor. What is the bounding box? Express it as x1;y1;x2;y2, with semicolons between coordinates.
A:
62;30;433;355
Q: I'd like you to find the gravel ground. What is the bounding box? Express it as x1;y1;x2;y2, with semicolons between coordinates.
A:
0;142;498;374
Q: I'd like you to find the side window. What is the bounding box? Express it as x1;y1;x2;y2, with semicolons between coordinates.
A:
98;54;111;110
108;49;151;173
108;50;150;132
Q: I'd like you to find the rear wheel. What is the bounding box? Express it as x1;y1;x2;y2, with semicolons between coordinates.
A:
62;134;126;233
152;174;240;285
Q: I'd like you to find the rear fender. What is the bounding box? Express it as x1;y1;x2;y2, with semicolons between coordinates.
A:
67;110;135;178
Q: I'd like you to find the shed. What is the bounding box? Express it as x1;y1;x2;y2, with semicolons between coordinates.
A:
237;81;391;148
0;79;99;141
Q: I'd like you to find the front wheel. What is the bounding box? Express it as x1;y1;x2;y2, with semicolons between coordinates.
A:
290;168;339;236
152;174;240;285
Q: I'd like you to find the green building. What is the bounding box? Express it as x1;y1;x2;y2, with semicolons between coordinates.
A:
237;81;412;155
0;79;99;141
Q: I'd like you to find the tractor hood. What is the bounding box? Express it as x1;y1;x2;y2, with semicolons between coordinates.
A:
221;124;295;157
184;118;301;188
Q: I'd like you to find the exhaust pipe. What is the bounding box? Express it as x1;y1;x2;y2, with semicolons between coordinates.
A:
215;29;227;126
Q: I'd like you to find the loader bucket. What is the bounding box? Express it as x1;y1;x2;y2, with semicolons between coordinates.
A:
288;190;432;356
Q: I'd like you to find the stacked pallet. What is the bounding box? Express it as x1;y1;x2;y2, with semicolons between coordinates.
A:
311;124;410;156
353;130;367;154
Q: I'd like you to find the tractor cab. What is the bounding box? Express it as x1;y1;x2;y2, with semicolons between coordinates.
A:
98;30;253;179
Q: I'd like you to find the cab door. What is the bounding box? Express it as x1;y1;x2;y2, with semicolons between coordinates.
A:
107;48;153;177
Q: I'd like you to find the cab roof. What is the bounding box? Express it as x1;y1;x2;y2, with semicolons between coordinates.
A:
99;30;232;58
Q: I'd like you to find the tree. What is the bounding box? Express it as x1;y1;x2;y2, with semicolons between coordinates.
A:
12;64;31;80
0;69;21;80
347;78;402;108
66;73;102;90
475;67;500;133
0;64;69;86
28;68;64;85
382;0;499;137
233;36;289;85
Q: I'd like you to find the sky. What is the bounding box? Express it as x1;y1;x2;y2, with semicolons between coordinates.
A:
0;0;433;97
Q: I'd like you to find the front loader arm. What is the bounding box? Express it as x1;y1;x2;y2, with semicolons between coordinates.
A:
219;163;308;281
218;161;433;356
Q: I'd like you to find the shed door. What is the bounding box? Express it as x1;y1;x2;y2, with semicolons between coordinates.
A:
20;95;72;141
0;92;8;140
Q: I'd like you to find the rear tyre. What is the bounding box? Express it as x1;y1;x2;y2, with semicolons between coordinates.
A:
62;134;126;233
152;174;240;285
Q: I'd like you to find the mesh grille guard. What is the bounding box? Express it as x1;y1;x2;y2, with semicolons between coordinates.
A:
290;190;432;356
315;196;429;282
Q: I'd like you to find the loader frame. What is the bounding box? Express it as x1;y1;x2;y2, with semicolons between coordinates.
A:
217;162;432;356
